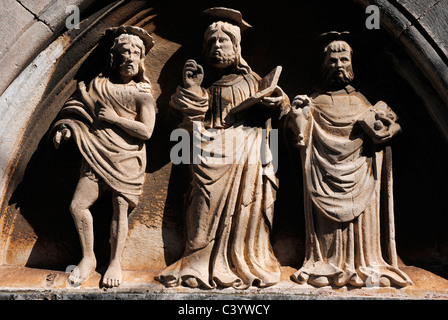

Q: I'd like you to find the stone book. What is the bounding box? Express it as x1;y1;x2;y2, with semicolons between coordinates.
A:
230;65;282;114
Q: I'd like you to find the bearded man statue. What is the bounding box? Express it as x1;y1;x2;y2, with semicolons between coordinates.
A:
52;26;156;288
157;7;289;289
285;32;413;288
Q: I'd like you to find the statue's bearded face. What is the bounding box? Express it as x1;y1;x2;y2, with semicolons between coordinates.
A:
113;41;143;78
322;50;354;86
205;29;236;69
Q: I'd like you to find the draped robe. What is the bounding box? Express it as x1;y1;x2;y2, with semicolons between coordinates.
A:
53;76;150;207
157;72;282;289
289;85;413;287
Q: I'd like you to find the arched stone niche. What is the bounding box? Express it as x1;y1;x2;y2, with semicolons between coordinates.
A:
0;0;447;294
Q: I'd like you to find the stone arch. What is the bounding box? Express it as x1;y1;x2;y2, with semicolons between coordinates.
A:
0;0;447;279
356;0;448;139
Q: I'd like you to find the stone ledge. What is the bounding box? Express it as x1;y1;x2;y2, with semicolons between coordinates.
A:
0;265;447;300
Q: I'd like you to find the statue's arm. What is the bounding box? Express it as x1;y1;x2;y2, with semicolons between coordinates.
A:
52;83;90;149
136;93;156;140
169;59;209;123
182;59;205;96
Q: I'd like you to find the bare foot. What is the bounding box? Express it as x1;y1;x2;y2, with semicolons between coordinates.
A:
102;259;122;288
183;276;199;288
68;256;96;286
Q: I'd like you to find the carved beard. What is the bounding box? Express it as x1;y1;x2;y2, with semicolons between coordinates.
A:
323;65;355;86
118;60;139;77
207;49;236;68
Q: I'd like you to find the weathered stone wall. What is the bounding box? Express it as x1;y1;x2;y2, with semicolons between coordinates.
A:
0;0;447;279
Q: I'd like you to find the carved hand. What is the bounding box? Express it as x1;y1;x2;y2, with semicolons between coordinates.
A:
98;103;119;124
260;87;285;110
375;110;396;126
183;59;204;94
291;95;312;109
371;120;401;142
53;125;71;149
358;105;401;143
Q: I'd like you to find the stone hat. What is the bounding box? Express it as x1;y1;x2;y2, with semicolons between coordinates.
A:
202;7;252;32
106;25;155;55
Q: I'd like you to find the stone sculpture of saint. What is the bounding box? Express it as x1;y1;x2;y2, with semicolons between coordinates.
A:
285;32;413;288
157;7;289;289
51;26;156;287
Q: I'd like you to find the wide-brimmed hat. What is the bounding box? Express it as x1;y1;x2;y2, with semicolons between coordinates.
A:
202;7;252;32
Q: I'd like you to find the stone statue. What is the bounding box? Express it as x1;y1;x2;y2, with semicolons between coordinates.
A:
285;32;413;288
157;7;289;289
51;26;156;287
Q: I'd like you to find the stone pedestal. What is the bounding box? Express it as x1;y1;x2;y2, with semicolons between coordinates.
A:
1;266;447;300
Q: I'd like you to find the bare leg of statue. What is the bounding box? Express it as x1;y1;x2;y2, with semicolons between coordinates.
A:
102;193;129;288
68;175;100;286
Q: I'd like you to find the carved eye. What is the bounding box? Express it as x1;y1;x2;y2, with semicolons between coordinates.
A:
208;38;217;46
120;48;131;56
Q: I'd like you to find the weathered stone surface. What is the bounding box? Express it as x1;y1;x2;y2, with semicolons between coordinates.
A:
0;36;69;216
355;0;448;136
0;265;447;300
0;0;447;299
0;1;53;94
417;1;448;60
39;0;96;31
396;0;439;19
286;37;412;289
17;0;53;16
0;0;36;55
156;8;289;290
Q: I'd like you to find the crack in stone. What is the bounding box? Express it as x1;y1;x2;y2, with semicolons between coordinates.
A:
416;0;442;22
16;0;54;31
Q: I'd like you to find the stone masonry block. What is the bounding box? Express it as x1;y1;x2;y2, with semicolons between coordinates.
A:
0;20;52;94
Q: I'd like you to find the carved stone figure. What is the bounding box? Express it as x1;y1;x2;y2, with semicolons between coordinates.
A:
285;32;413;288
51;26;156;287
157;7;289;289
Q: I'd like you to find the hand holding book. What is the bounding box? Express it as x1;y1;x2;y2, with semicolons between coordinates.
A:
230;66;283;114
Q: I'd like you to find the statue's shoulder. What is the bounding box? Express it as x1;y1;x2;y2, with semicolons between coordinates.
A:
136;81;152;94
233;70;260;86
135;83;155;108
309;88;331;105
249;70;262;82
346;86;372;107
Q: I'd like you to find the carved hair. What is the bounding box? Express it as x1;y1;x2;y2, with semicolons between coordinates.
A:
203;21;252;75
109;34;151;84
323;40;353;54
